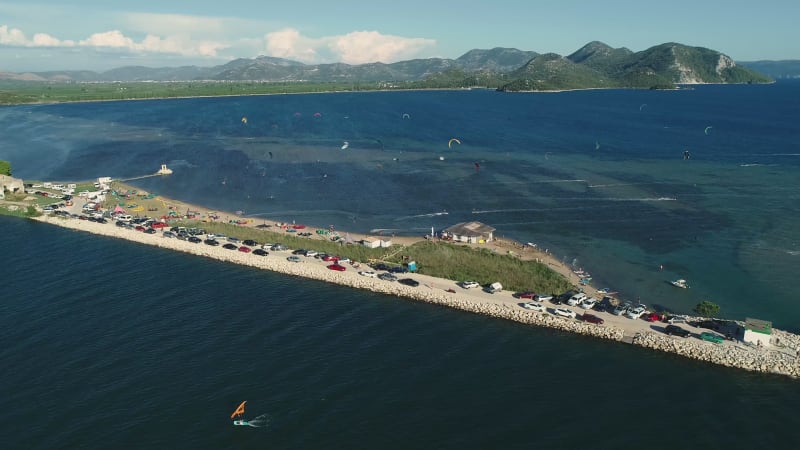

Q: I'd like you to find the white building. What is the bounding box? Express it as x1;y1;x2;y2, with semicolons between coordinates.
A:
743;318;772;347
360;238;392;248
443;221;496;244
0;174;24;200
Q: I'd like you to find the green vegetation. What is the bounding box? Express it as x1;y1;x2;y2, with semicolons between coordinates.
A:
173;220;571;294
0;80;391;105
0;204;40;218
0;160;10;176
694;300;721;317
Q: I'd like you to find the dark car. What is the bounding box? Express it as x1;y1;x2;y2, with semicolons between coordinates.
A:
253;249;269;256
222;243;238;250
243;239;258;246
665;325;691;338
378;272;397;282
389;266;409;274
398;278;420;287
116;220;126;227
97;218;108;224
204;239;220;246
372;263;392;271
187;236;202;243
292;249;307;255
581;313;605;324
144;228;157;234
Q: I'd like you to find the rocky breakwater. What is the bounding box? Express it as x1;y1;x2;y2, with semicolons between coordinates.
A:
632;331;800;378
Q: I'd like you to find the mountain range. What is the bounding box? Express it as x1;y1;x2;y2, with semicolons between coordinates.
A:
0;41;771;91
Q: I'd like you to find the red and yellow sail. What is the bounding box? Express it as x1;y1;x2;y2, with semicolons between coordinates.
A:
231;401;246;419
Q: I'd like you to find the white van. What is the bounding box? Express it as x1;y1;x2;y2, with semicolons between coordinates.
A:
117;214;133;222
487;282;503;294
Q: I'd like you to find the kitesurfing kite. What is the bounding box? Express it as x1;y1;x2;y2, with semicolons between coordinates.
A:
231;401;248;426
241;117;248;125
313;112;323;118
704;126;713;135
268;151;273;159
402;113;411;119
448;138;461;149
341;141;349;150
639;103;647;111
595;140;600;150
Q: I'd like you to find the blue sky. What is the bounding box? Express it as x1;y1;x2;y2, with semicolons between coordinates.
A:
1;0;797;71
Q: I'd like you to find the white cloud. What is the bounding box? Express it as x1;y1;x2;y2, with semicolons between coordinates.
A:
1;24;227;57
264;28;436;64
328;31;436;64
264;28;319;62
124;12;228;36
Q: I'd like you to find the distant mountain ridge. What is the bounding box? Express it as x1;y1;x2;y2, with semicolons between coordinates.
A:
739;60;800;79
0;42;770;90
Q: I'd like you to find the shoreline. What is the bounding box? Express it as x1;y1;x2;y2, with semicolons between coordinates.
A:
29;212;800;379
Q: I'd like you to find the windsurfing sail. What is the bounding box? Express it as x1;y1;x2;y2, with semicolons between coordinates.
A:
704;126;713;135
448;138;461;149
341;141;349;150
231;401;246;419
241;117;248;124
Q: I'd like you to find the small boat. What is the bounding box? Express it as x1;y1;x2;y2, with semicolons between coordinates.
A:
670;279;689;289
597;288;618;296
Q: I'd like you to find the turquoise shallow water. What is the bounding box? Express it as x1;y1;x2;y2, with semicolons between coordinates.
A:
1;83;800;448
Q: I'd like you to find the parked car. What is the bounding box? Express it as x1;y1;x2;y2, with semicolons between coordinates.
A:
552;308;577;319
535;294;553;302
567;292;587;306
187;236;202;243
459;280;480;289
358;271;378;278
389;266;409;274
337;257;351;263
327;264;346;271
322;254;340;262
372;263;391;271
625;304;647;320
227;237;241;243
204;239;219;246
521;302;545;312
144;228;157;234
243;239;259;246
292;249;307;255
700;332;724;344
222;243;238;250
579;297;597;309
515;291;536;300
378;272;397;282
238;246;252;253
665;325;691;337
271;244;288;251
612;302;631;316
644;312;661;322
162;231;176;238
666;315;688;324
581;313;605;324
485;282;503;294
286;255;302;262
252;249;269;256
304;250;318;257
398;278;420;287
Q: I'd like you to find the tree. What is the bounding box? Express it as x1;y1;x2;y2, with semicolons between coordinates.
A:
694;300;721;317
0;160;11;176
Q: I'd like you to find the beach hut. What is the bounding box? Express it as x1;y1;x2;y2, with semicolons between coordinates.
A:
443;221;496;244
743;318;772;347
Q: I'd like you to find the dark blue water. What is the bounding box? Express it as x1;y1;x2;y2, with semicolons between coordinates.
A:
2;84;800;448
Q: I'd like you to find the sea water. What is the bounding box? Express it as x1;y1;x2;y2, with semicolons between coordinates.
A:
1;83;800;448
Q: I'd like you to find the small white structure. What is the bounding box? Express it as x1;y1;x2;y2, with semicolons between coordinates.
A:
157;164;173;175
360;238;392;248
443;221;496;244
743;318;772;347
98;177;112;185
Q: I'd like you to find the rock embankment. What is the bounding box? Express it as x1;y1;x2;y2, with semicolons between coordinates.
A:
632;332;800;378
31;215;800;379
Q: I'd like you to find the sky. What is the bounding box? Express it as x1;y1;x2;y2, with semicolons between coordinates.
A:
1;0;798;72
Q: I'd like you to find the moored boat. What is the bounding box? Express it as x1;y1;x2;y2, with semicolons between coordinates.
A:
670;279;689;289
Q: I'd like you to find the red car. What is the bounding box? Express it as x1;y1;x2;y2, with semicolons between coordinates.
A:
134;225;146;232
238;246;252;253
323;255;340;262
516;291;536;300
581;313;605;325
327;264;346;271
644;312;661;322
150;222;167;229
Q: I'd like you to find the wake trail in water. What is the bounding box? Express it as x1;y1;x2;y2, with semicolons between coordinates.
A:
394;211;449;221
243;414;270;428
